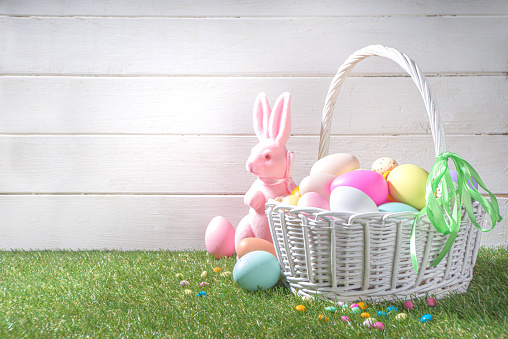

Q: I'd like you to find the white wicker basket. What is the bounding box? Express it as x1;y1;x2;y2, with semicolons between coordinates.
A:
266;45;489;303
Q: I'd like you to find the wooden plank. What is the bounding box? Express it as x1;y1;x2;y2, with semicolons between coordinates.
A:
2;0;507;16
0;135;506;194
0;194;505;250
2;16;508;75
0;195;246;250
1;76;506;135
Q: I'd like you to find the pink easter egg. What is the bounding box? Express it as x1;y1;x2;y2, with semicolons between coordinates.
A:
205;216;235;259
297;192;330;210
330;170;388;206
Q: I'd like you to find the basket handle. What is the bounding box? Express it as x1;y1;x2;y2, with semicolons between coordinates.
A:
318;45;447;160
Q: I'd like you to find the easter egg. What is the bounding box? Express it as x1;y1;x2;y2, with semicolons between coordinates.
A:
372;157;398;176
236;237;277;259
205;216;235;259
449;169;479;190
427;297;437;307
404;300;414;311
295;305;307;312
387;164;429;210
378;202;419;213
330;170;388;205
291;187;301;197
282;195;300;206
329;186;379;213
310;153;360;177
233;251;281;291
396;313;407;320
374;322;385;331
297;192;330;210
377;311;388;318
325;306;337;313
420;314;432;323
299;173;337;200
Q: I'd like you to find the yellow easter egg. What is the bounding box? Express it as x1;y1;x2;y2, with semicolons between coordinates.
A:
291;187;301;197
282;195;300;206
387;164;429;210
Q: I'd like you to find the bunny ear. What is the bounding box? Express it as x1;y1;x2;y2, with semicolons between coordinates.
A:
253;92;271;141
268;92;291;145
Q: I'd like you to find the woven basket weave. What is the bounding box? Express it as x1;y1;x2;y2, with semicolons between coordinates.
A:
266;45;487;303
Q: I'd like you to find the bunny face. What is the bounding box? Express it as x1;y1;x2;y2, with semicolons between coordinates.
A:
246;140;288;179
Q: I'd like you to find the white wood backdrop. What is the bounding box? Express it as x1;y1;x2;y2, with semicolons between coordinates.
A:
0;1;507;250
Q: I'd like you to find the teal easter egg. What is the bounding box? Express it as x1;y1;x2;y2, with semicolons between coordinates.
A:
233;251;281;291
378;202;419;213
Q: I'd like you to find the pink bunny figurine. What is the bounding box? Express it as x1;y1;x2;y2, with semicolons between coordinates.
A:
234;92;297;249
205;92;297;258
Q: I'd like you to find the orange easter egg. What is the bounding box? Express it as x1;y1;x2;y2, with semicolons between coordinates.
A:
236;237;277;259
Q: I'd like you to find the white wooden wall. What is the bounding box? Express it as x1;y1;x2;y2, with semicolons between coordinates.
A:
1;1;507;250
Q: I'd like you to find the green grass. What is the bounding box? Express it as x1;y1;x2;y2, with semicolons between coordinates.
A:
0;247;507;338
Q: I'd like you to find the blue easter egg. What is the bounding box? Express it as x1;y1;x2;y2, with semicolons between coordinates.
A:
387;306;398;313
420;314;433;323
377;311;388;318
378;202;419;213
233;250;281;291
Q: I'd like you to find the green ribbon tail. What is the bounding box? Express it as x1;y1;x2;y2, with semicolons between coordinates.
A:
410;151;503;272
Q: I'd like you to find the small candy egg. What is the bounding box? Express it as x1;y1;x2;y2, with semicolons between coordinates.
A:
387;306;398;313
297;192;330;210
361;312;371;318
341;316;351;323
184;289;193;295
213;267;222;273
236;237;277;259
220;271;232;277
281;194;300;206
310;153;360;177
420;314;433;323
357;302;367;310
318;315;329;322
199;281;209;287
342;303;349;309
387;164;429;210
404;300;414;311
302;296;313;303
201;271;208;279
198;291;207;297
180;280;190;286
330;170;389;206
350;303;360;309
295;305;307;312
325;306;337;313
351;307;361;314
377;311;388;318
372;157;399;176
396;313;407;320
374;322;385;331
362;318;374;327
427;297;437;307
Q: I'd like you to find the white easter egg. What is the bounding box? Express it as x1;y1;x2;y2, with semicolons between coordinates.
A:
310;153;360;177
329;186;379;213
299;173;337;200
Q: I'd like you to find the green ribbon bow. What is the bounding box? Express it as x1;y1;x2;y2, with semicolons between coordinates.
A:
410;151;503;272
